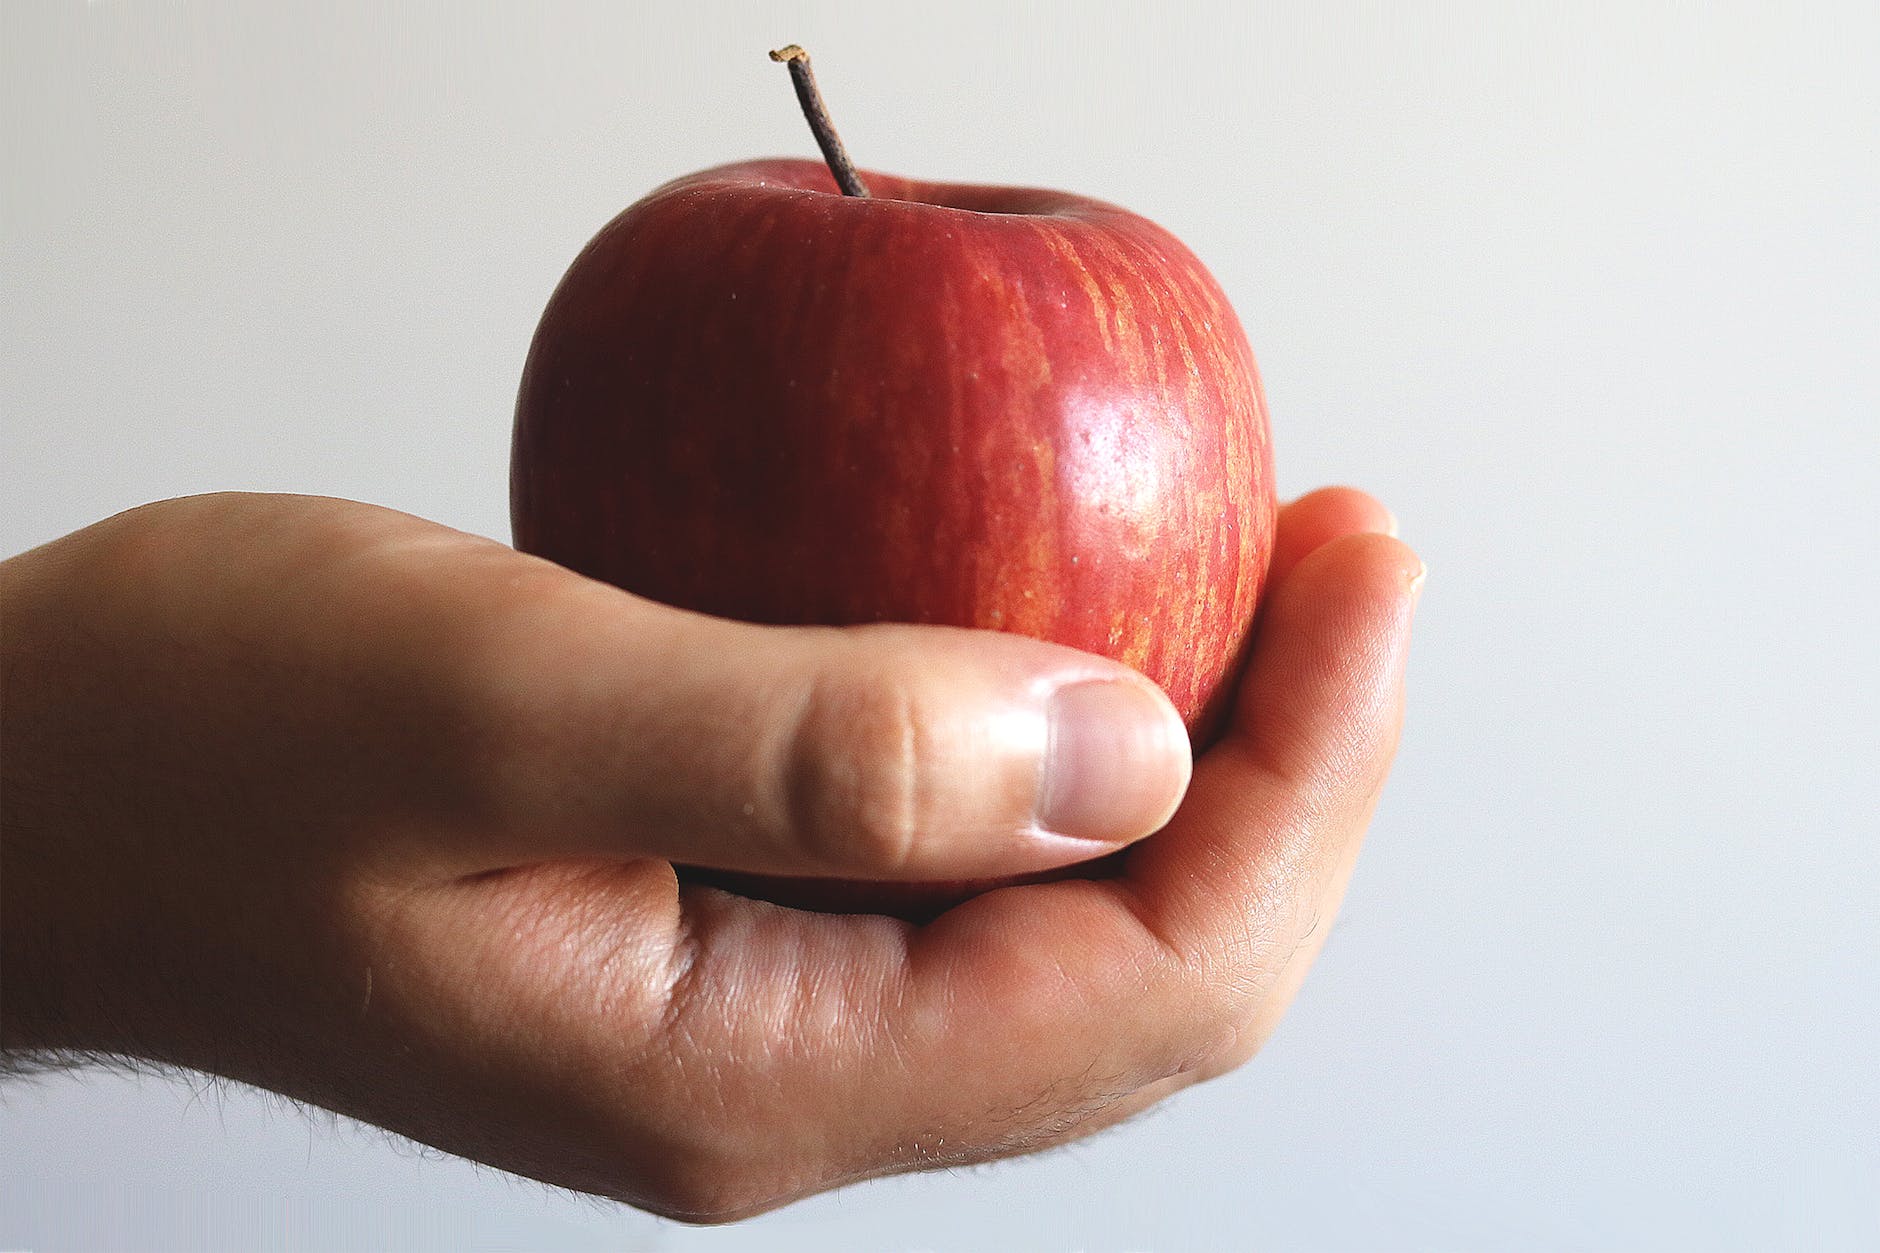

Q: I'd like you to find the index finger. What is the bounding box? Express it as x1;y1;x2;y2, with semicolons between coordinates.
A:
1121;526;1423;1016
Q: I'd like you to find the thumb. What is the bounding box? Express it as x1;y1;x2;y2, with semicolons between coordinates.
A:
462;585;1194;883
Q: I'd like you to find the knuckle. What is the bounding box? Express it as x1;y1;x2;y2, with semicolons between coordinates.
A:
1135;906;1277;1054
440;572;609;824
636;1155;765;1224
785;669;940;875
626;1124;800;1224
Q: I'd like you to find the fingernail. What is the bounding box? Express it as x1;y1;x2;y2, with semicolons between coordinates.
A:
1409;560;1428;598
1037;681;1192;843
1383;508;1401;538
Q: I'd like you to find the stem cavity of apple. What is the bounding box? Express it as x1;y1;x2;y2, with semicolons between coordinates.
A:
768;44;871;198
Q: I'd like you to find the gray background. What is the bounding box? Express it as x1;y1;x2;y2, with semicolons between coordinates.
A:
4;2;1877;1249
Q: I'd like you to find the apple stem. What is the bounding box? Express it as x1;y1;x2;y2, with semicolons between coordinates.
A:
768;44;871;198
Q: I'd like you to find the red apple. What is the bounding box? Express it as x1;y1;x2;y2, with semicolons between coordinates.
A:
512;62;1274;916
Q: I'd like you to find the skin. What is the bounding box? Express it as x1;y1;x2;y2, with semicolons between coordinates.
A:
0;486;1420;1222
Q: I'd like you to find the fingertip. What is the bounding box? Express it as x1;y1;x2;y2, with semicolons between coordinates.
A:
1278;530;1426;656
1270;487;1401;586
1281;485;1395;529
1301;530;1425;600
1037;675;1193;845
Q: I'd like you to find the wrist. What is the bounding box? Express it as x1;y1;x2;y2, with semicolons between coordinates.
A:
2;542;82;1055
1;533;178;1064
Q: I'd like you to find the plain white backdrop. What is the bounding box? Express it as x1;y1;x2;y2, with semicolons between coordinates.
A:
4;2;1877;1249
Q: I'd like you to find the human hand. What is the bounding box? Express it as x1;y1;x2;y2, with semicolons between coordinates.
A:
0;487;1419;1221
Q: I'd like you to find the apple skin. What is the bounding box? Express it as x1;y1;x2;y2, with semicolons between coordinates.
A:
512;158;1275;918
